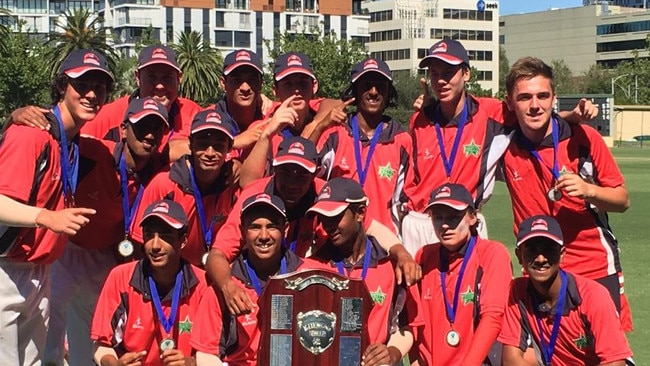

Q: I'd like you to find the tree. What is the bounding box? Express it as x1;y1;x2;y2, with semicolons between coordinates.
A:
0;7;12;54
263;28;368;99
497;46;509;98
46;8;116;78
578;64;612;95
170;30;223;106
466;66;493;97
111;53;138;99
551;59;576;95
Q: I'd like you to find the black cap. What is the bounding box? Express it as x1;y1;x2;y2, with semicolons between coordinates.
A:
307;177;368;217
138;45;181;72
241;193;287;218
58;49;114;81
190;109;237;141
424;183;475;212
272;136;318;173
124;97;169;126
274;52;315;81
350;58;392;83
516;215;564;248
419;39;470;68
139;199;187;229
223;49;263;76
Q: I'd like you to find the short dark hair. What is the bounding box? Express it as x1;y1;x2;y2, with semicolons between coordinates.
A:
505;57;554;96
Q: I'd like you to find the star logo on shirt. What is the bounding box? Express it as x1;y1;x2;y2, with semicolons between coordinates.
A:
461;286;475;305
370;286;387;305
559;166;571;175
573;333;592;349
463;139;481;157
178;315;193;334
212;214;227;225
378;163;395;180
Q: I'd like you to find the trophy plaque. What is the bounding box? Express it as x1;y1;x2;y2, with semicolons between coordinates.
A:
257;269;372;366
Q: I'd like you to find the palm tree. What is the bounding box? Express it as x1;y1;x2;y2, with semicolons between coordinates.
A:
46;8;116;78
170;31;223;105
0;8;12;55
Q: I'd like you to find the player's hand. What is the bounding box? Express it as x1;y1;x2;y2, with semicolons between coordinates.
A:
263;95;299;138
9;106;51;130
259;93;274;116
412;78;432;111
556;173;595;200
233;123;264;150
572;98;599;123
35;207;96;235
117;350;147;365
320;98;355;129
160;349;190;366
392;245;422;286
361;343;401;366
221;278;255;315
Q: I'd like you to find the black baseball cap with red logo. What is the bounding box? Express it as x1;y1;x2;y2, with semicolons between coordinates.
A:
58;49;114;81
516;215;564;248
124;97;169;127
241;193;287;219
424;183;475;212
223;49;263;76
138;45;181;72
139;199;188;229
350;58;393;83
273;52;315;81
272;136;318;173
418;39;470;68
190;109;237;141
307;177;368;217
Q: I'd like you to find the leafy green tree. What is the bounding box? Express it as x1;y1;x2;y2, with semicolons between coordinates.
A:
551;59;576;95
263;28;368;99
497;46;509;99
46;8;116;78
578;64;612;95
466;66;493;97
170;30;223;106
0;7;12;54
386;70;422;127
111;53;138;99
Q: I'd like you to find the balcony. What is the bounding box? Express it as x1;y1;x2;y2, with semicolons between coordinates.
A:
116;17;153;26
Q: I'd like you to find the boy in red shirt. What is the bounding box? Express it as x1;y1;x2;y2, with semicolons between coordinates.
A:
413;183;512;366
499;215;632;366
91;199;207;366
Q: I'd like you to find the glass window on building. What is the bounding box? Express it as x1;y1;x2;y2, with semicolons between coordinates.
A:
234;31;250;47
68;0;91;11
216;11;224;27
216;0;227;8
215;30;233;46
16;0;47;14
240;13;250;27
233;0;247;10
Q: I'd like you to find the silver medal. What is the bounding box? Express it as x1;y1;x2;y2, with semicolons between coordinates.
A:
159;337;175;351
547;188;562;202
118;239;134;257
446;329;460;347
201;252;209;266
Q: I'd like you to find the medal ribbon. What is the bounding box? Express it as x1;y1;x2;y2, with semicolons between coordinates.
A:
281;128;294;139
520;117;561;181
148;270;183;336
351;116;384;187
434;98;469;179
119;152;144;238
245;256;287;296
335;238;372;280
439;235;477;326
283;220;300;253
166;101;178;141
188;163;222;253
532;270;567;366
53;106;80;205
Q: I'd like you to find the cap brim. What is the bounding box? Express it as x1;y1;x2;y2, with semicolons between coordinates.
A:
351;69;393;83
224;62;263;76
418;54;465;68
516;232;564;247
241;201;286;218
138;60;182;73
275;67;316;81
424;199;469;212
272;155;317;173
307;201;349;217
140;213;184;229
65;66;115;81
191;125;234;140
128;110;169;126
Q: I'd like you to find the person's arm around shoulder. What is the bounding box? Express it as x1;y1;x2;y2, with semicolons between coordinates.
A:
305;98;354;145
558;98;600;125
205;249;254;316
366;219;422;286
6;105;51;130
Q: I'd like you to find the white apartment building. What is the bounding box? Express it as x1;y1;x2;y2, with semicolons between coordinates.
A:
0;0;370;66
364;0;499;93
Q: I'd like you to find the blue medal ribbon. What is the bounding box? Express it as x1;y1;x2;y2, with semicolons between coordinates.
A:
531;270;567;366
281;128;294;139
188;163;222;253
119;152;144;238
166;101;179;141
351;116;384;187
335;238;372;280
520;117;561;181
245;256;287;296
284;220;300;253
434;98;469;178
439;236;477;326
53;106;80;206
148;270;183;337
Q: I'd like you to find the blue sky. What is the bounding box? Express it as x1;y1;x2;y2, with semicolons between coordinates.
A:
500;0;584;15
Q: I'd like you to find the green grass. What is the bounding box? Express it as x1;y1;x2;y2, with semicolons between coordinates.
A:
482;146;650;365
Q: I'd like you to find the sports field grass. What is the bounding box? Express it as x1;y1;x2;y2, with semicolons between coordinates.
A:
481;146;650;365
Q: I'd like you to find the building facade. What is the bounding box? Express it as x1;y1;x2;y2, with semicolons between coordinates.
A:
364;0;500;93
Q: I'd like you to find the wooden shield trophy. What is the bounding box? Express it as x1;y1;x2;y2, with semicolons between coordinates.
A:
257;269;372;366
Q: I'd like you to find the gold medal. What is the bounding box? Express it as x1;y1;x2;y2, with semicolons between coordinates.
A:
446;329;460;347
547;187;562;202
159;337;175;351
118;239;134;257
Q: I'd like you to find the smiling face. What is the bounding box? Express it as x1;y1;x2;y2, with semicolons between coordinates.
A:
121;116;166;158
506;75;556;143
222;66;263;110
354;73;390;116
60;71;110;127
429;205;476;252
190;130;232;174
319;205;365;249
516;238;565;284
143;218;186;270
426;59;470;105
136;64;181;109
242;206;287;262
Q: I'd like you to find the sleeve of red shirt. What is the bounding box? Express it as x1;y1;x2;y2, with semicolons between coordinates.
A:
90;266;127;347
212;183;253;262
129;172;172;244
81;96;127;139
189;286;229;355
317;129;338;180
0;125;48;202
582;126;625;188
464;241;513;365
497;279;529;351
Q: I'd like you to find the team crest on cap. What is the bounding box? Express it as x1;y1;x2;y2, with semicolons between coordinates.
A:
152;202;170;214
236;50;251;61
531;218;549;232
319;186;332;200
287;142;305;156
431;42;448;54
287;54;303;67
206;112;222;124
435;186;452;199
152;48;168;59
83;52;101;66
255;193;272;202
143;99;159;110
363;59;379;70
